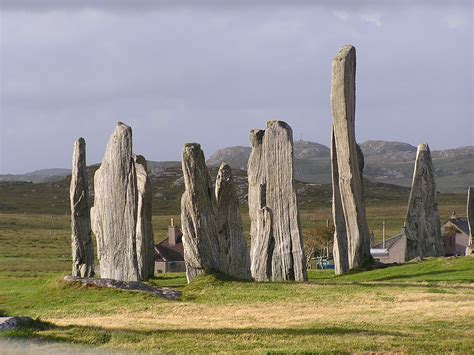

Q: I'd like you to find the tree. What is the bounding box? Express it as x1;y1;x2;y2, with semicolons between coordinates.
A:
303;225;335;269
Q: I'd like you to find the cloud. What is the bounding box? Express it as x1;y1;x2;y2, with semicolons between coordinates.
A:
0;1;472;173
360;11;383;27
333;10;350;22
443;13;470;30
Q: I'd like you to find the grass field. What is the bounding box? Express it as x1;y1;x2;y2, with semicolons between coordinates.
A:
1;258;473;352
0;189;472;352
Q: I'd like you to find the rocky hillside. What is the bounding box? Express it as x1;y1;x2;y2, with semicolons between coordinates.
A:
206;140;473;192
206;146;251;171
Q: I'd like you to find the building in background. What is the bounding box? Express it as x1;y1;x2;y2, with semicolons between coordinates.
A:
154;219;186;273
442;212;470;256
371;228;407;264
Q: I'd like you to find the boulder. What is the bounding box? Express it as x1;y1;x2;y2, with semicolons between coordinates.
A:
330;45;372;274
248;121;307;281
215;162;251;280
63;276;180;300
70;137;94;277
180;143;220;282
404;143;444;260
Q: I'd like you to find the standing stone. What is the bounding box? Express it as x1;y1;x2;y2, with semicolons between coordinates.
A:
467;187;474;256
215;162;251;280
248;121;307;282
91;122;148;281
70;138;94;277
331;129;348;275
330;45;372;274
404;143;444;260
135;155;155;280
181;143;220;283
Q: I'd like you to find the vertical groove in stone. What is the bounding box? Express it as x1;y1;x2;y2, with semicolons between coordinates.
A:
70;137;95;277
467;187;474;256
404;143;444;260
135;155;155;280
331;128;348;275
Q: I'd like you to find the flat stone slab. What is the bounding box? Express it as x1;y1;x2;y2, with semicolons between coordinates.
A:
63;276;181;300
0;317;34;331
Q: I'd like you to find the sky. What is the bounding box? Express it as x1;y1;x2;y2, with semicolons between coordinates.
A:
0;0;472;174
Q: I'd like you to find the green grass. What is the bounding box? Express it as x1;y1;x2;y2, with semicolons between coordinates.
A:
1;258;473;352
0;185;471;352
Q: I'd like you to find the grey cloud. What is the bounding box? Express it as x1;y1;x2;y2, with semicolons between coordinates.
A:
0;1;472;173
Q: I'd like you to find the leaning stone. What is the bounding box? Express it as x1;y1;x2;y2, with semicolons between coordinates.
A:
135;155;155;280
63;276;181;300
248;121;307;282
91;122;141;281
404;143;444;260
330;45;372;273
70;137;94;277
465;187;473;256
215;162;251;280
180;143;220;283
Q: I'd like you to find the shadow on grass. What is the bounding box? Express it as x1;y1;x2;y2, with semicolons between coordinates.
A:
2;320;406;347
309;279;474;290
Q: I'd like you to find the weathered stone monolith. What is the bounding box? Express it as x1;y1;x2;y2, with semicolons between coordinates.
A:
331;129;348;275
467;187;474;256
330;45;372;274
70;138;94;277
91;122;152;281
215;162;251;280
404;143;444;260
135;155;155;279
248;121;307;282
181;143;220;283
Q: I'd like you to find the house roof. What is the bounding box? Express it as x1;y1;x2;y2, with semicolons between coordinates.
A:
373;232;405;250
155;238;184;262
443;217;469;235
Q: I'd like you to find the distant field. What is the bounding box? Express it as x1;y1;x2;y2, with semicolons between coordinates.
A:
0;190;466;276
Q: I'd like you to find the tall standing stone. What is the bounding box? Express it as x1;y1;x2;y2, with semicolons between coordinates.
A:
135;155;155;280
331;129;348;275
70;138;94;277
248;121;307;282
330;45;372;274
215;162;251;280
404;143;444;260
467;187;474;256
181;143;220;283
91;122;152;282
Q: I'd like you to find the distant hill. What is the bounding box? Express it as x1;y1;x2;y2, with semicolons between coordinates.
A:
0;164;412;215
0;168;71;184
1;140;472;192
206;146;251;171
206;140;473;192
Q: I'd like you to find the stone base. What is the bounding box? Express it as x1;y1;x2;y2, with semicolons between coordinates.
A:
63;276;181;300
